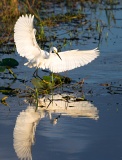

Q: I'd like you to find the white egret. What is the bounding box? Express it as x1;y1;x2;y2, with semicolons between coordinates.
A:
14;14;100;73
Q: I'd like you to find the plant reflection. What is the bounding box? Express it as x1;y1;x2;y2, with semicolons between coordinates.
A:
13;94;99;160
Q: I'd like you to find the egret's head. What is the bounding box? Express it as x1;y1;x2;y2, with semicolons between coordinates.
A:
50;47;62;60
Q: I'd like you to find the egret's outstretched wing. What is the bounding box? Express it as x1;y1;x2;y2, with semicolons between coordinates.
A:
41;48;99;73
14;14;41;61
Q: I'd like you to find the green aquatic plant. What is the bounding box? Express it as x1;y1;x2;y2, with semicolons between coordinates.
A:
0;86;17;96
31;74;71;110
31;74;71;94
0;58;19;78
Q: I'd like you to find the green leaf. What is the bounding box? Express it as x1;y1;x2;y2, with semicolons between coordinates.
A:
2;58;19;68
0;66;6;72
31;78;42;89
47;82;54;89
43;75;52;82
0;61;3;66
0;87;16;95
0;61;6;72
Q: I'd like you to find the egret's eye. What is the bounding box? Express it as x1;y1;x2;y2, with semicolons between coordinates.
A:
52;50;55;53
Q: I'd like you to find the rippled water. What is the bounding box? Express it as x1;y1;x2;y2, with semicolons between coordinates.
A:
0;2;122;160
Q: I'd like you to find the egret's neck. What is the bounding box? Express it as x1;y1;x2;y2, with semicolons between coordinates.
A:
41;50;50;59
49;48;53;54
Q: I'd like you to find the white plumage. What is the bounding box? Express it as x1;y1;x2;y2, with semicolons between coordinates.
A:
14;14;100;73
13;107;41;160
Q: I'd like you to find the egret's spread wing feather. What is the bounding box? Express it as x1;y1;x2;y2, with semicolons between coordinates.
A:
41;48;99;73
14;14;100;72
14;14;41;61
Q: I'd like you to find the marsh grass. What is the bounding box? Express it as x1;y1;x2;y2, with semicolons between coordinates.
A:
0;0;19;44
0;0;118;46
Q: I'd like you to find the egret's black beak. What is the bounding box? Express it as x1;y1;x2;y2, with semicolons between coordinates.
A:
54;51;62;60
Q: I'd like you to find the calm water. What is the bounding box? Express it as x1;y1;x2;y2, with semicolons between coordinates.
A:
0;2;122;160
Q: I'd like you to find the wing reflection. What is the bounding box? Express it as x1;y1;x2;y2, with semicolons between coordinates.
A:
38;94;99;120
14;95;99;159
13;107;42;160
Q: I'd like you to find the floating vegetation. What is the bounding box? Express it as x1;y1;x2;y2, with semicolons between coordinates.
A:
0;58;18;78
31;74;71;94
0;74;71;96
106;85;122;94
0;72;85;110
0;95;9;107
100;82;122;94
39;13;85;27
0;86;17;96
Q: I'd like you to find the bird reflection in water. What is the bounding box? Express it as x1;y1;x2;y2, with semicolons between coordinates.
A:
13;95;99;160
13;107;41;160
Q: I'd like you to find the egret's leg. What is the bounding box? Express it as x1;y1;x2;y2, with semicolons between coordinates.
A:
51;72;54;102
33;68;43;80
33;68;38;77
51;72;54;83
35;88;39;111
